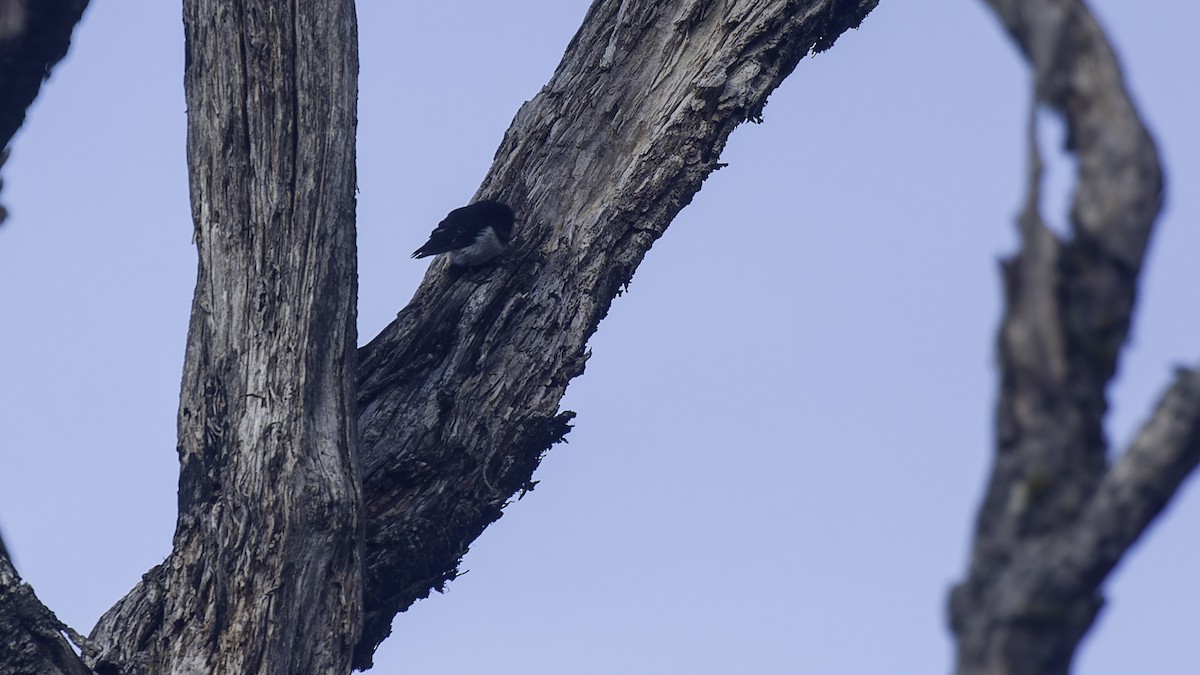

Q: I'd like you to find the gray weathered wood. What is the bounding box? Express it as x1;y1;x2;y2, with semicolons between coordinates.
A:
4;0;881;670
8;0;1192;672
84;1;363;673
949;1;1197;673
0;548;92;675
351;0;877;666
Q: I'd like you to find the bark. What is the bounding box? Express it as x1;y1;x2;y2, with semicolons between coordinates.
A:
6;0;1192;672
0;0;89;223
0;546;92;675
0;0;878;671
84;1;362;674
351;0;876;667
6;0;1194;672
949;1;1198;673
0;3;97;671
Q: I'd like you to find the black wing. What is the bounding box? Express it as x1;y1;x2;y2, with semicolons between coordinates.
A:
412;200;515;258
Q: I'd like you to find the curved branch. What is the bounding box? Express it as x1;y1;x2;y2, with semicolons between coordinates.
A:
352;0;877;667
950;1;1184;673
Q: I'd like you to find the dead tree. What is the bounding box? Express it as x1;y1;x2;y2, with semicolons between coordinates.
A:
950;0;1198;673
2;0;876;672
1;0;1194;674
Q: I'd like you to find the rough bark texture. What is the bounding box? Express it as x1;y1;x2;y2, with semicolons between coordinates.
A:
949;1;1198;673
0;0;89;223
352;0;876;667
6;0;1193;672
84;1;363;673
0;547;92;675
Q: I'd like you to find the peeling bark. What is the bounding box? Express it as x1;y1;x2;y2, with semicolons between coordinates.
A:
949;1;1196;673
352;0;876;667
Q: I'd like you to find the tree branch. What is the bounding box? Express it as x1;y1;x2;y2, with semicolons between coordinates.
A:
85;1;363;672
949;1;1187;673
0;0;89;224
1052;368;1200;605
0;544;93;675
351;0;877;667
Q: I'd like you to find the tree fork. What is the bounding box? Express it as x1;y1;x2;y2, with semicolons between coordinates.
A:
949;1;1196;674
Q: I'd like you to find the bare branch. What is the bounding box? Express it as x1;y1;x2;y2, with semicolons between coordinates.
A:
1056;368;1200;599
0;545;93;675
352;0;877;667
950;0;1185;673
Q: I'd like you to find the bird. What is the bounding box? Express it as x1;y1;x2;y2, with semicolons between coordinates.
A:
412;200;515;268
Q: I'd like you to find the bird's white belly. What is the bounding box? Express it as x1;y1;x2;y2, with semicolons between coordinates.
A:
449;226;505;267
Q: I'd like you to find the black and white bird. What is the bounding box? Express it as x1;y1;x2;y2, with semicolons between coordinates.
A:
412;200;515;268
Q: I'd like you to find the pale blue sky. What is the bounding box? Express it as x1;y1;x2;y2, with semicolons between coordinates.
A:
1;1;1197;673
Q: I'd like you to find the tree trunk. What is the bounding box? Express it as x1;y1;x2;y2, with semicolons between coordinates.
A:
44;0;876;671
8;0;1193;673
949;1;1199;673
85;1;363;673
